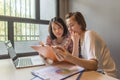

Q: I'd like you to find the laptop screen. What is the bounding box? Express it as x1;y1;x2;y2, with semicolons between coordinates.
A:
5;40;17;61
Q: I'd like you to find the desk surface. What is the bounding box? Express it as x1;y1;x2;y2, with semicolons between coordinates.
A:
0;58;118;80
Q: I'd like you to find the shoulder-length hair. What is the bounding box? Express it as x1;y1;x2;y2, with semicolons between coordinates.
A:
48;17;68;40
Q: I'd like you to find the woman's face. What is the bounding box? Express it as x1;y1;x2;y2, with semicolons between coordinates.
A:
66;16;82;35
51;22;64;39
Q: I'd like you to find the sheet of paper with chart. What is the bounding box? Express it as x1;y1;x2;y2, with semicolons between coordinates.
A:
31;62;84;80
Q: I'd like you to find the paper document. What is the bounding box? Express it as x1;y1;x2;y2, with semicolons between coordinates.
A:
31;63;84;80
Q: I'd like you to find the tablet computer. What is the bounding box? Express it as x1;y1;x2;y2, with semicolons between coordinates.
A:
31;45;58;61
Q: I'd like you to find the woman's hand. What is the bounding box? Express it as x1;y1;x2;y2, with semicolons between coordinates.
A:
46;36;52;45
40;41;44;46
71;32;80;45
53;46;68;61
70;32;80;57
71;32;80;44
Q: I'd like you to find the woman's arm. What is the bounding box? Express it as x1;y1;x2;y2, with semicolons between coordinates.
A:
65;53;98;70
55;46;98;71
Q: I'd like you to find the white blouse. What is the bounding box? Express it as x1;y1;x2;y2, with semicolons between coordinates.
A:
81;30;117;78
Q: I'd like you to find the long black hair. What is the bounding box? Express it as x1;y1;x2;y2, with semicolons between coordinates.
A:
48;17;68;40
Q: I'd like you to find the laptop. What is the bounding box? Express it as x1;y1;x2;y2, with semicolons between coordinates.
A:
4;40;45;69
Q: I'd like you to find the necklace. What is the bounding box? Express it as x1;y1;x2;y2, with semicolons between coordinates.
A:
80;31;85;46
79;31;85;58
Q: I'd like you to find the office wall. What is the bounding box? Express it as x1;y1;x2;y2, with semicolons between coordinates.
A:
59;0;68;20
60;0;120;78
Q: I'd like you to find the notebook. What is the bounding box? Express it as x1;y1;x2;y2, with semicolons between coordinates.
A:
4;40;45;69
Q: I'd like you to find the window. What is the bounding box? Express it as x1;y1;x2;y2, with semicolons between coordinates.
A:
0;21;8;55
40;0;56;20
0;0;59;59
0;0;35;18
14;22;39;41
0;21;7;41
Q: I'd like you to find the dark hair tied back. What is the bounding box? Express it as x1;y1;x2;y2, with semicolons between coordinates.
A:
65;12;86;31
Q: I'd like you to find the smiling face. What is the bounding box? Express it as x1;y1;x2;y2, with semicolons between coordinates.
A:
51;22;64;39
66;16;82;35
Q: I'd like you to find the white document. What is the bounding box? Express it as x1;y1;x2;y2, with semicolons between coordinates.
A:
31;63;84;80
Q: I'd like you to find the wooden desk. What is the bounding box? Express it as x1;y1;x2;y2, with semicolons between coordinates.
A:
66;71;118;80
0;59;118;80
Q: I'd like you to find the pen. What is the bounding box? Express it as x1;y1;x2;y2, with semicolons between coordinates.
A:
76;70;85;80
31;72;50;80
31;76;43;80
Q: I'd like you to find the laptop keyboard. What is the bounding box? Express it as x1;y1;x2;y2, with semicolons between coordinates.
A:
19;58;32;67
